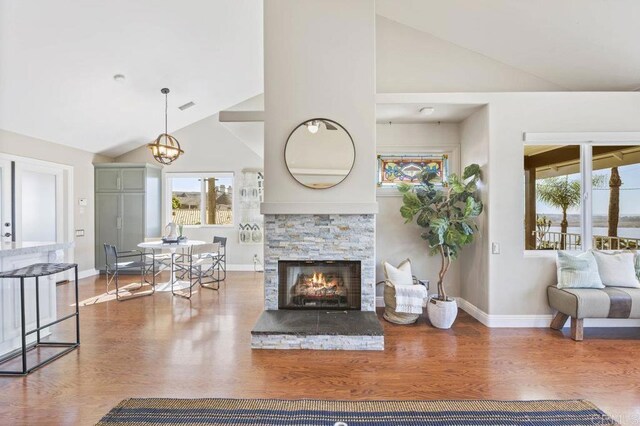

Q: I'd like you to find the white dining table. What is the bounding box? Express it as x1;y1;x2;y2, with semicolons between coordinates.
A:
137;239;206;292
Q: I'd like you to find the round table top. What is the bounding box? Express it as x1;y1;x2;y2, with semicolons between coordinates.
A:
137;239;206;249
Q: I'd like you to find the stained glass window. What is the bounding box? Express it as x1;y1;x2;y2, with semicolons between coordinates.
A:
377;154;448;187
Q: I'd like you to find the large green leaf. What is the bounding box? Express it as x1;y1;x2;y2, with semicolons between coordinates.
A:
400;205;415;222
397;182;412;194
403;192;421;210
463;163;481;180
464;197;482;217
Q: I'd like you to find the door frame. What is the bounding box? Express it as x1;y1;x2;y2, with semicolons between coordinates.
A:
0;158;12;244
0;154;74;264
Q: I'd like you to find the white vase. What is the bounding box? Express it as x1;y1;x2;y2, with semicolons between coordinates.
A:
427;298;458;329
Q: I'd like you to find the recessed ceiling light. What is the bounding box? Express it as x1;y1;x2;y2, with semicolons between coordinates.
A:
113;74;126;83
419;107;435;115
178;101;195;111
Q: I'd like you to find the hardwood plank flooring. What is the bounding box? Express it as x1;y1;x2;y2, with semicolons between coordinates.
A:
0;272;639;425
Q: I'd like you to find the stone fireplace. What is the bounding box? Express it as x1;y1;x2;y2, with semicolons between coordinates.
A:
251;214;383;350
262;214;376;311
278;260;361;310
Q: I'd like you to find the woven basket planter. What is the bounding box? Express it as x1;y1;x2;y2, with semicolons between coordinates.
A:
382;282;420;324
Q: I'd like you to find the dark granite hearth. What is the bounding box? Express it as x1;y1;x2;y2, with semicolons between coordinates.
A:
251;310;383;336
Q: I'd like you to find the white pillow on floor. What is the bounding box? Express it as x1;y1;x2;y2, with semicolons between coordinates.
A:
383;259;413;286
591;250;640;288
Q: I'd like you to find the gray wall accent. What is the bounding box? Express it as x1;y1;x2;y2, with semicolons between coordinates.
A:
264;214;376;311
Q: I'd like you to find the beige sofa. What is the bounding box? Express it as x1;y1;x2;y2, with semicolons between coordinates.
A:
547;285;640;341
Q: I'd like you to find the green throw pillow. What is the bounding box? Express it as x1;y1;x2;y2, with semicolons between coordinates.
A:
556;251;604;289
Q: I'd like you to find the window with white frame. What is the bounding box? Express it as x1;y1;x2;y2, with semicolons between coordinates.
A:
166;173;234;226
524;138;640;251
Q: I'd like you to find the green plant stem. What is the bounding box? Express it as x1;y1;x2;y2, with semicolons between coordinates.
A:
437;245;451;301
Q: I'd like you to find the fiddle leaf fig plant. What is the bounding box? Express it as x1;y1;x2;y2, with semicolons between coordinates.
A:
398;163;483;301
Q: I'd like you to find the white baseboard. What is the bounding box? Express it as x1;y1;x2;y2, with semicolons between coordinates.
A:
456;297;640;328
78;269;99;280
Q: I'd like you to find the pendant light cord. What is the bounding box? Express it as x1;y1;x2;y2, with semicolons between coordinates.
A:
164;92;168;135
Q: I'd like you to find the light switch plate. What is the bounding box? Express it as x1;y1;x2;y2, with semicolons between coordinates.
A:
492;242;501;254
75;229;85;237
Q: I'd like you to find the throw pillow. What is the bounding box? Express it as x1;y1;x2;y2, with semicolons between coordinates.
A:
591;250;640;288
635;251;640;281
383;259;413;286
556;251;604;289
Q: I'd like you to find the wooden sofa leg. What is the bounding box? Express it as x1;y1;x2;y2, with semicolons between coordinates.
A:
570;317;583;341
550;312;569;330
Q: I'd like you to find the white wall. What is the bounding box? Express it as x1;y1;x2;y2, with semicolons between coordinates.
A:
0;129;112;273
375;123;461;297
459;106;490;312
379;92;640;317
486;93;640;316
263;0;376;214
115;113;263;268
376;16;565;93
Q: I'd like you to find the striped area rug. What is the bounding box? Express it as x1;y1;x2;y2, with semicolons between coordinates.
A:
96;398;618;425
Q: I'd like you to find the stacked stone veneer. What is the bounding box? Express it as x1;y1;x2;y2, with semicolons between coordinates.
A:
251;334;383;351
263;214;376;311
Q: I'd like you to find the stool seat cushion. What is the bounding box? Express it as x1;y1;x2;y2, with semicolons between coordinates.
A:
0;263;77;278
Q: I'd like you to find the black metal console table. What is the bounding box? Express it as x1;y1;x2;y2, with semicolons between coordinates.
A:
0;263;79;375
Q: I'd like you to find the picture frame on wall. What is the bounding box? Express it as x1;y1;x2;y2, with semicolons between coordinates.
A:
377;154;449;187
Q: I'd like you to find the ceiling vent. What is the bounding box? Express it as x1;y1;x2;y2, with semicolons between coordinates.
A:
178;101;195;111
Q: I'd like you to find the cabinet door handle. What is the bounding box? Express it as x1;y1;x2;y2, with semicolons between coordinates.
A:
116;217;122;229
116;176;121;190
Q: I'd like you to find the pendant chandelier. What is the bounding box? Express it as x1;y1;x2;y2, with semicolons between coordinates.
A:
148;88;184;165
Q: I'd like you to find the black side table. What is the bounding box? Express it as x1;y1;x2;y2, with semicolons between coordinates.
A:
0;263;79;375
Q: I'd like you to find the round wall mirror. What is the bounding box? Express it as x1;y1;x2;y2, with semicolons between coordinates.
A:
284;118;355;189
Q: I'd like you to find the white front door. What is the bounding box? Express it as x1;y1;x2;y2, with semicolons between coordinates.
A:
14;162;63;244
0;159;12;244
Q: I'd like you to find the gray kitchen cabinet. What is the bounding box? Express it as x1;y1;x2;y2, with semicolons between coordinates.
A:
94;163;162;271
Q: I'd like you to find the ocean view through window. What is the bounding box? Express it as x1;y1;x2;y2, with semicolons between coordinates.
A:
524;144;640;251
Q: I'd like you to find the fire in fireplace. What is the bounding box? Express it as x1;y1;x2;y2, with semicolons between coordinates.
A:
278;260;361;310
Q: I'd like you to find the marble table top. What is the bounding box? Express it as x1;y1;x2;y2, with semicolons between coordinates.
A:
0;241;74;258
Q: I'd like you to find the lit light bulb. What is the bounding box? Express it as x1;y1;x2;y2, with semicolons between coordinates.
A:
307;120;320;134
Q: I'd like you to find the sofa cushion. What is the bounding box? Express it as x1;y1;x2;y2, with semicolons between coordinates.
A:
548;286;640;319
591;250;640;288
556;251;604;289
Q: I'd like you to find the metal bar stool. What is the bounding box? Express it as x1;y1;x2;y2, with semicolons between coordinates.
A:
0;263;79;376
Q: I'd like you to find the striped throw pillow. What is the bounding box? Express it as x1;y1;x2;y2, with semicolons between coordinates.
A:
556;251;604;289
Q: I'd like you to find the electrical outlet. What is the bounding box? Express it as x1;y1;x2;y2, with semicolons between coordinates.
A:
78;198;88;206
491;242;500;254
75;229;85;237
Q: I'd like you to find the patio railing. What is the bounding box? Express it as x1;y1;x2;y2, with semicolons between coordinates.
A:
533;231;640;250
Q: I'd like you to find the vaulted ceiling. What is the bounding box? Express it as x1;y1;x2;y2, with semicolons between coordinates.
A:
0;0;263;157
1;0;638;156
376;0;640;92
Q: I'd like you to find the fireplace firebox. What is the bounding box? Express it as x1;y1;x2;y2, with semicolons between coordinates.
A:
278;260;361;310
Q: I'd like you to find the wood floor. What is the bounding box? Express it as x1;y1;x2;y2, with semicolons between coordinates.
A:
0;272;639;425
